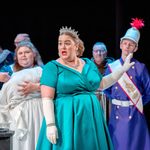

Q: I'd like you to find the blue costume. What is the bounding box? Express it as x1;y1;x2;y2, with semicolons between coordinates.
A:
0;49;14;89
104;58;150;150
0;49;14;69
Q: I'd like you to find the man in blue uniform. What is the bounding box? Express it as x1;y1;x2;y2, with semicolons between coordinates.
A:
104;18;150;150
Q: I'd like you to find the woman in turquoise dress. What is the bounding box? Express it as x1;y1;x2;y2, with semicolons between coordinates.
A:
36;26;134;150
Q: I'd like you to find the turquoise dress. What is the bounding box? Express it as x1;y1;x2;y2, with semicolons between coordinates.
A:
36;58;114;150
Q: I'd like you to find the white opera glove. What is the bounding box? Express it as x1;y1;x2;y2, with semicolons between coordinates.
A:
42;98;58;144
100;53;135;90
47;125;58;144
122;53;135;72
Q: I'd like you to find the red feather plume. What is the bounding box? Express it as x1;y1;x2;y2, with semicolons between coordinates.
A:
130;18;144;29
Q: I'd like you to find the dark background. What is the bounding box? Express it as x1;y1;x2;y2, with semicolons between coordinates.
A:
0;1;149;66
0;1;150;124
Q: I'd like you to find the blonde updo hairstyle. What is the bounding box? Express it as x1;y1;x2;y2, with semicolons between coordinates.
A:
59;26;85;57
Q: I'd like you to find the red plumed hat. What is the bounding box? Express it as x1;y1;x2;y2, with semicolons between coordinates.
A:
121;18;144;44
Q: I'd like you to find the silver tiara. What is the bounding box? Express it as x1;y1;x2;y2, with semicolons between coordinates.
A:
59;26;79;37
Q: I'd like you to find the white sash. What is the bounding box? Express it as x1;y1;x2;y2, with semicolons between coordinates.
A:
109;60;143;114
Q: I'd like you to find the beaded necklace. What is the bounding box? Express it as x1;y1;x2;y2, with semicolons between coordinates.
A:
63;59;80;69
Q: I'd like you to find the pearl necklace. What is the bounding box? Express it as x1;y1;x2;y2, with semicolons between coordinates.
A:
63;59;80;69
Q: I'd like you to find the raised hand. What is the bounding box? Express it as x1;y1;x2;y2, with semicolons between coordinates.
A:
123;53;135;72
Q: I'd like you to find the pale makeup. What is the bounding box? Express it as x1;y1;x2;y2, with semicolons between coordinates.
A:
93;51;105;65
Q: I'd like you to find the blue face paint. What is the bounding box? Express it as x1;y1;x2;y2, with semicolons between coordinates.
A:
93;49;107;57
92;42;107;56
